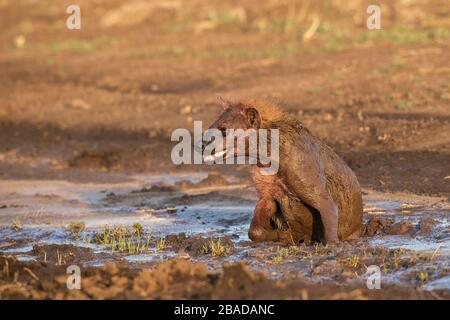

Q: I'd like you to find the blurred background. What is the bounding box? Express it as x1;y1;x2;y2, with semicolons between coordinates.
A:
0;0;449;195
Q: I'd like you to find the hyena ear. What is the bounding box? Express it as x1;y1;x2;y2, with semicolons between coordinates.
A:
217;96;232;109
245;107;261;128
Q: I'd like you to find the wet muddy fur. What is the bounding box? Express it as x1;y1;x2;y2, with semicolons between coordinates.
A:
207;98;363;244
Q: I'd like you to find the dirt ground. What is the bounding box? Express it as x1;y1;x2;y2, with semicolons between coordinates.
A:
0;254;446;300
0;0;449;299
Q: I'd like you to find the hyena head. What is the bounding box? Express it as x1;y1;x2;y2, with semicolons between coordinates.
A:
208;96;262;132
200;96;280;173
198;97;261;163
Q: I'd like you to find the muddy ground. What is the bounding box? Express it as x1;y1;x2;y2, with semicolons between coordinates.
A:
0;0;449;299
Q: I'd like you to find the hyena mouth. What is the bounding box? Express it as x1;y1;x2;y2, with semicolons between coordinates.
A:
203;149;227;163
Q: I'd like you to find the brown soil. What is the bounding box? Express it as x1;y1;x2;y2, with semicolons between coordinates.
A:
165;233;234;257
1;255;446;300
0;0;449;300
1;0;449;196
31;244;98;265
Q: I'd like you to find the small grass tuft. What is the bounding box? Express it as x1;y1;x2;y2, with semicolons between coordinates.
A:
69;221;86;240
397;100;413;110
38;36;115;54
156;236;166;251
418;270;428;283
207;8;246;27
273;246;289;264
92;225;149;255
204;238;231;257
11;217;22;231
346;255;360;269
132;222;143;235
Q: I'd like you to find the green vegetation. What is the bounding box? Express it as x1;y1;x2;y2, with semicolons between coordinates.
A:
201;238;232;257
313;243;332;256
156;236;166;251
397;100;413;110
11;217;22;231
378;248;410;272
418;270;428;283
307;87;322;95
132;222;143;235
210;238;231;257
273;246;290;264
69;221;86;240
345;255;360;269
92;224;150;255
358;26;450;45
155;46;184;57
37;36;115;54
207;8;246;26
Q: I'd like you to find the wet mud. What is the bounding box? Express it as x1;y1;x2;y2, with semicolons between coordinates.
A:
0;173;448;299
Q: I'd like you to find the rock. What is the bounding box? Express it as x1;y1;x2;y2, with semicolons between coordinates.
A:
387;222;414;235
419;218;436;234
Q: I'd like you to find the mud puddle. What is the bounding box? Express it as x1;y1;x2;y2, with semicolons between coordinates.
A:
0;173;449;294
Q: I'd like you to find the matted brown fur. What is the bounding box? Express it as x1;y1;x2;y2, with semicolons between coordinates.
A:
239;99;286;124
205;98;364;243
